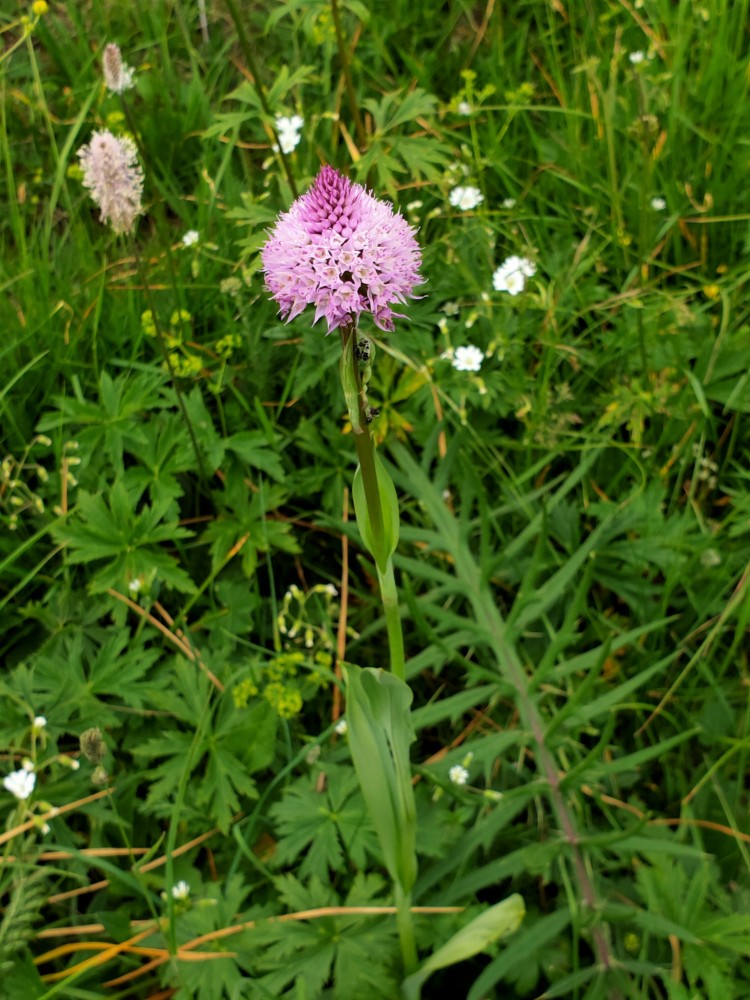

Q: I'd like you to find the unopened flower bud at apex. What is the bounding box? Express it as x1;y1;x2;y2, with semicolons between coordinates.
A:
261;165;422;334
80;726;107;764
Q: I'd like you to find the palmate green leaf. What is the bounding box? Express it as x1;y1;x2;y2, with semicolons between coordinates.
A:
226;431;286;482
200;743;259;832
136;668;273;832
250;874;397;1000
270;763;378;880
32;630;161;729
53;481;196;594
205;470;299;577
123;410;196;505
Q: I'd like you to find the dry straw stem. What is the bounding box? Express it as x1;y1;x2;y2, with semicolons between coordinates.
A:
94;906;464;989
582;785;750;845
107;587;224;691
0;788;114;849
44;817;237;905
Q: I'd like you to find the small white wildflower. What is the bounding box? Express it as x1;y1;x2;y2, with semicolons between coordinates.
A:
274;114;304;154
40;822;50;834
103;43;135;95
452;345;484;372
128;577;142;594
492;255;537;296
324;584;338;597
457;100;472;115
650;196;666;211
182;230;200;247
449;186;484;211
33;716;47;731
334;719;348;736
629;50;646;64
69;758;80;771
171;880;191;900
3;769;36;800
502;197;517;209
449;765;469;786
406;200;423;213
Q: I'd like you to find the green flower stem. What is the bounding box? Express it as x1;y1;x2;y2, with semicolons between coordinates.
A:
377;560;405;682
395;884;418;976
340;323;406;681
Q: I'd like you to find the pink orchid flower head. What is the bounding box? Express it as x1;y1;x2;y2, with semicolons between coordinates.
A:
261;165;422;333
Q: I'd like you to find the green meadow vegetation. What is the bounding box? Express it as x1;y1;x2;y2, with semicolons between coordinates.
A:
2;0;750;997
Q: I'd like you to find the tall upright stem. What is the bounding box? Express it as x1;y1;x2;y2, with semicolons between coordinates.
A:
224;0;299;198
340;324;406;681
330;0;367;149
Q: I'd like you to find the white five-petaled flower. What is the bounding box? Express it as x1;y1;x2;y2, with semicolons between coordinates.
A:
449;765;470;786
3;769;36;800
492;255;537;296
33;715;47;731
182;230;200;247
334;719;348;736
171;880;191;900
502;197;517;209
449;186;484;212
452;345;485;372
457;100;472;115
629;50;646;64
274;114;304;155
650;196;666;211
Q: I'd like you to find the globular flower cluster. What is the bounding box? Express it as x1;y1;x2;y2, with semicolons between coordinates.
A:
492;255;536;296
261;165;422;333
78;129;144;235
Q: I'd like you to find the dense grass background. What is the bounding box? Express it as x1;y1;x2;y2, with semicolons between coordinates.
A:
2;1;750;997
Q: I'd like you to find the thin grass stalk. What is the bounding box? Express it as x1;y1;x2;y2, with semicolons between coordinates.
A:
223;0;298;198
329;0;366;149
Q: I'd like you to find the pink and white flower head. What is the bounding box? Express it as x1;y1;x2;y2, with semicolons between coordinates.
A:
261;165;422;333
78;129;143;235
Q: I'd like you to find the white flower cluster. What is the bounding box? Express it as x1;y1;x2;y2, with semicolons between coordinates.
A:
449;186;484;211
274;115;304;155
3;768;35;800
492;255;536;296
